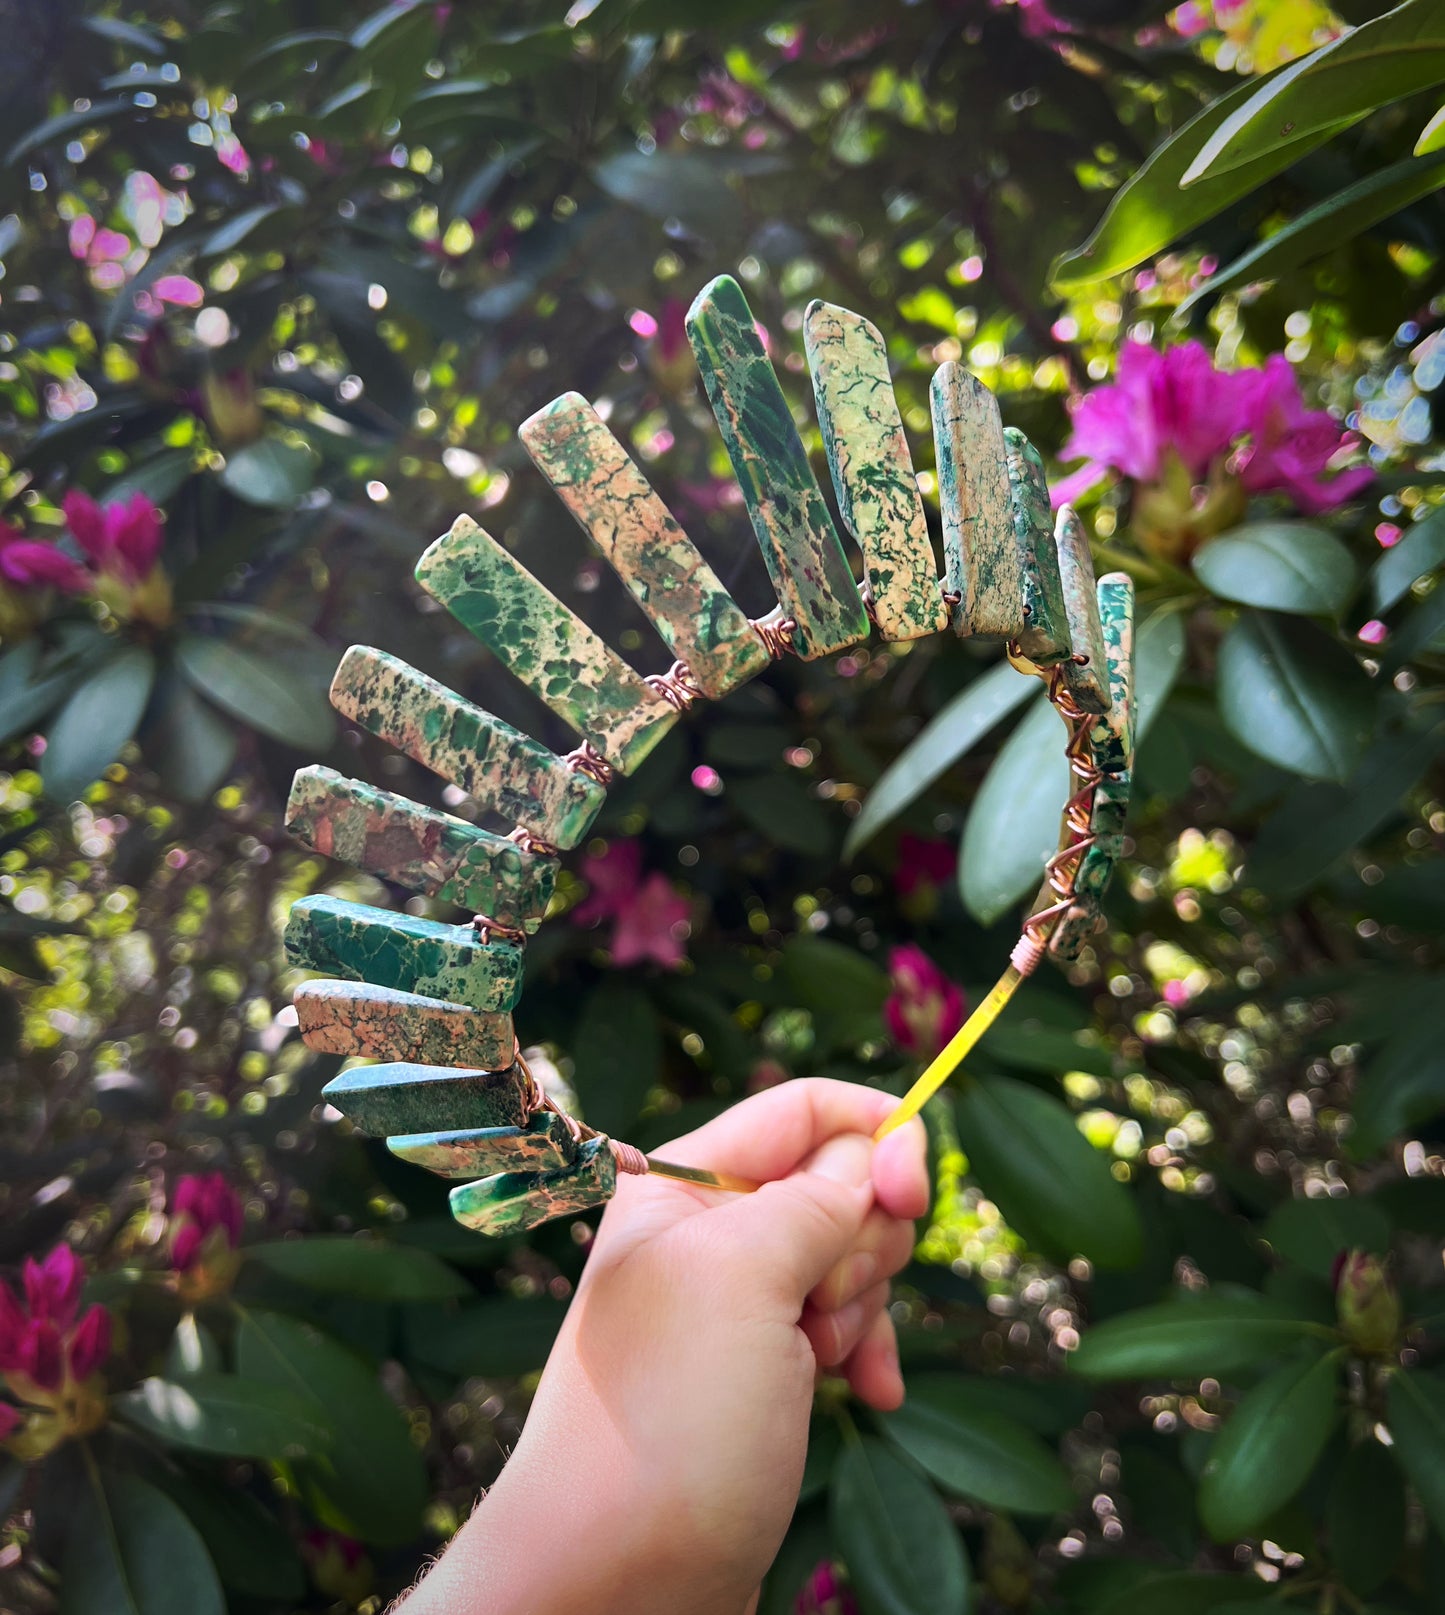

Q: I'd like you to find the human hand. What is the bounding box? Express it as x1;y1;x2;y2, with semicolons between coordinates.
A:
398;1079;928;1615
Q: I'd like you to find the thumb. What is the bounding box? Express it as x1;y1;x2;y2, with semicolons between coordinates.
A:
709;1133;875;1305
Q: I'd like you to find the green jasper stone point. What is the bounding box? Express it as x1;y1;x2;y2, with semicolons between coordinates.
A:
284;894;524;1012
388;1112;578;1179
1052;506;1111;717
286;765;555;929
449;1136;618;1237
685;275;867;660
415;514;677;774
929;361;1023;640
329;645;604;850
803;300;945;642
520;392;767;699
322;1059;530;1136
294;979;514;1072
1004;428;1072;666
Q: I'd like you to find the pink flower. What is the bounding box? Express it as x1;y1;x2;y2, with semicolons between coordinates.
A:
1235;355;1374;514
169;1172;243;1272
1171;0;1212;34
0;1403;21;1443
15;1321;63;1393
62;490;164;586
66;1306;111;1381
22;1245;83;1332
216;135;250;176
796;1560;859;1615
0;526;91;594
894;832;955;899
572;842;690;969
0;1244;110;1397
884;944;966;1058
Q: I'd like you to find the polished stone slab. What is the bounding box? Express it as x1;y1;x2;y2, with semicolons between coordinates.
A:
1049;899;1106;963
330;645;604;850
1004;429;1071;666
1078;572;1136;901
804;301;946;642
686;275;867;660
294;979;514;1072
449;1137;617;1236
929;362;1023;640
322;1058;529;1135
388;1112;577;1179
416;514;676;774
286;765;554;929
520;392;768;699
285;894;524;1012
1052;506;1111;716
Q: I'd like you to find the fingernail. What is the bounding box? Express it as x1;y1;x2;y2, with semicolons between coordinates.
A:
831;1299;865;1357
846;1250;878;1294
809;1135;873;1189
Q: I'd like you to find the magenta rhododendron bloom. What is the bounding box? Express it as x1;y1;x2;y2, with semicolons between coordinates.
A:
62;490;164;586
796;1560;859;1614
0;526;91;594
169;1172;244;1272
884;944;967;1058
0;1244;111;1401
573;841;691;969
1236;355;1377;515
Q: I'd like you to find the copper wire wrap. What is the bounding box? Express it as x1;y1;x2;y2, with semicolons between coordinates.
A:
513;1045;651;1176
858;577;879;628
644;659;704;713
941;589;962;609
471;914;527;945
507;825;561;858
750;608;798;659
563;739;616;788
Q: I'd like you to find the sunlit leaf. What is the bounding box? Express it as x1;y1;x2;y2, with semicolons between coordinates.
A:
1072;1292;1327;1379
1194;523;1356;616
115;1374;330;1460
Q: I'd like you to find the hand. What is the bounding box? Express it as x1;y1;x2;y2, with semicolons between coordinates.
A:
398;1079;928;1615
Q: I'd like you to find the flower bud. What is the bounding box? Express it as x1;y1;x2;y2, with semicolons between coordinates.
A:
1333;1250;1400;1355
67;1305;112;1382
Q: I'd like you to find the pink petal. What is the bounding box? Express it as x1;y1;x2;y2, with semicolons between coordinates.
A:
153;274;205;308
62;490;112;570
66;1305;111;1381
68;215;97;260
0;539;91;594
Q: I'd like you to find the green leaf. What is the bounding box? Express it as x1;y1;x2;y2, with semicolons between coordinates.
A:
236;1307;427;1547
1416;101;1445;151
175;634;335;751
218;437;314;507
1199;1349;1341;1541
1134;607;1188;741
958;693;1071;926
164;1315;221;1378
1192;523;1358;617
1072;1292;1326;1379
1216;609;1374;783
1093;1571;1274;1615
116;1374;330;1460
1371;508;1445;612
1183;0;1445;185
829;1437;971;1615
1050;65;1359;288
779;935;889;1050
404;1297;568;1379
571;983;661;1138
150;1472;306;1604
7;98;139;165
0;635;100;747
245;1236;466;1301
731;774;838;855
201;204;302;257
1387;1370;1445;1540
844;662;1040;859
877;1372;1074;1514
1328;1439;1406;1596
1263;1196;1392;1279
1181;150;1445;312
1352;1010;1445;1156
1248;720;1445;899
105;449;195;507
954;1075;1142;1269
593;148;748;237
43;645;156;802
61;1469;224;1615
145;677;237;805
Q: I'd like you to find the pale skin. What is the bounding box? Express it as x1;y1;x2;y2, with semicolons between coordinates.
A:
397;1080;929;1615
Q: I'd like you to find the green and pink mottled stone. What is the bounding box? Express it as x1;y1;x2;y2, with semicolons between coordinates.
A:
686;275;867;661
294;979;514;1072
286;765;555;929
285;894;524;1012
388;1111;577;1178
449;1137;617;1237
1004;428;1071;666
520;392;767;699
416;514;677;774
329;645;604;850
1053;506;1110;717
323;1058;530;1135
929;363;1023;640
803;301;946;642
